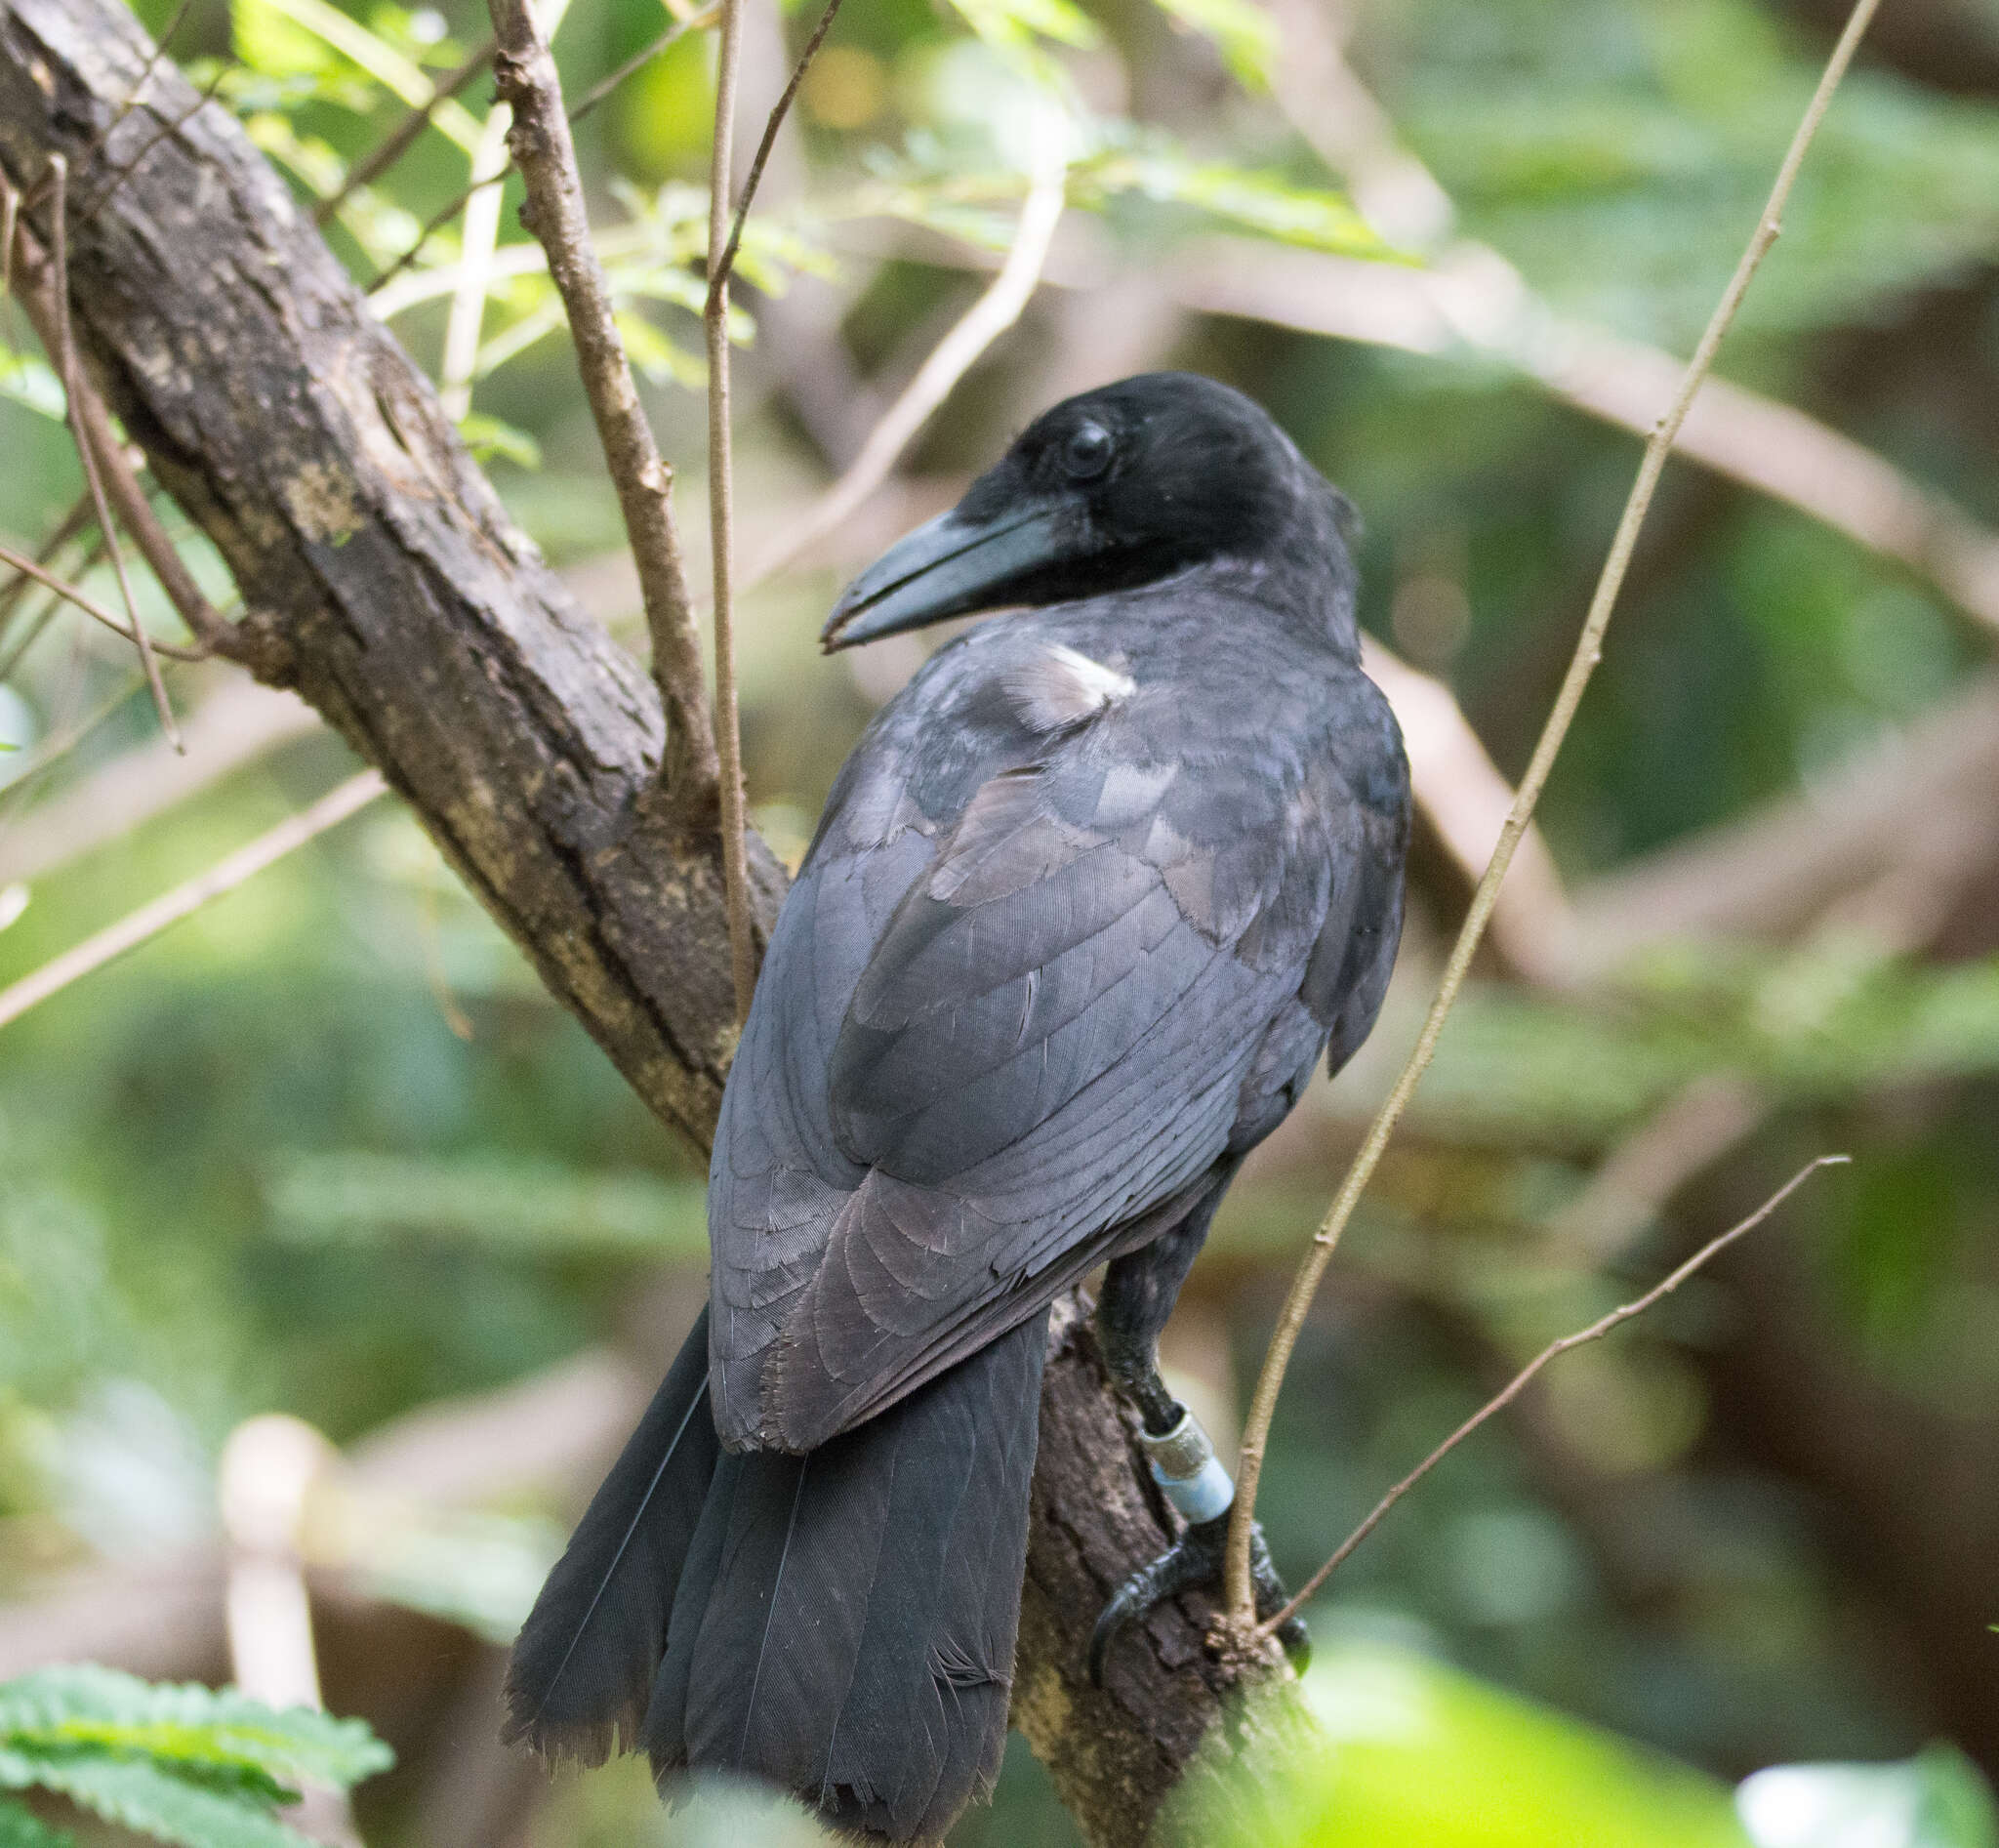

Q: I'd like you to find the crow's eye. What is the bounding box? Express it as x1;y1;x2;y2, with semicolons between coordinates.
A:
1062;422;1114;481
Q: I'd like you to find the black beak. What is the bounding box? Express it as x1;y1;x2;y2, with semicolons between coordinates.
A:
821;508;1067;652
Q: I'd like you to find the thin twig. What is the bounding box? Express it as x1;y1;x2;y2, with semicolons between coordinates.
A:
315;37;499;229
1222;0;1885;1623
705;0;755;1021
0;538;205;662
367;11;716;297
707;0;848;305
485;0;717;806
1255;1156;1848;1638
9;228;230;653
0;495;93;649
43;160;181;747
0;770;387;1034
752;148;1068;586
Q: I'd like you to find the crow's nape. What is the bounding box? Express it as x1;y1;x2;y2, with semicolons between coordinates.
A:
504;1306;722;1764
647;1308;1050;1841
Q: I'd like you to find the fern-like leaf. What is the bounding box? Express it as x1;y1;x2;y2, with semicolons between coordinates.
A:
0;1665;392;1792
0;1797;76;1848
3;1754;314;1848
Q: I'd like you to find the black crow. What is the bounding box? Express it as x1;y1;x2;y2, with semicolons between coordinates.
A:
505;372;1411;1839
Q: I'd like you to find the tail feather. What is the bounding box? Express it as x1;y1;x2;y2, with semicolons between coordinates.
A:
648;1308;1049;1840
509;1305;1048;1842
505;1307;721;1764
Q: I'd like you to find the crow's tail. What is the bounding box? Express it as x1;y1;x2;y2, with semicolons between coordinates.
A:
505;1306;1049;1843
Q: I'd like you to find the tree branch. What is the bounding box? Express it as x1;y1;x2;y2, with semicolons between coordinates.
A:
484;0;717;814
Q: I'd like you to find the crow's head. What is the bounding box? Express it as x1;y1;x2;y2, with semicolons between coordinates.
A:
821;372;1358;654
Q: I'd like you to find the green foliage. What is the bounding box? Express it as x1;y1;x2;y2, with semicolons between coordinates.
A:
1169;1645;1999;1848
0;1800;75;1848
264;1148;709;1256
1171;1640;1755;1846
1411;942;1999;1146
1377;0;1999;346
1148;0;1278;88
0;1667;391;1848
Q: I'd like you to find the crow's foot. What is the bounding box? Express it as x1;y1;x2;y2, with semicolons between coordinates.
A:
1087;1511;1309;1683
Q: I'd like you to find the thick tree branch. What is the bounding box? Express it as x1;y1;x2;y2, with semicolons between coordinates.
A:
0;3;1248;1838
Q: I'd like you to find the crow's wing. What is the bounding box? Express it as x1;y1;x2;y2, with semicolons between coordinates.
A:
710;640;1398;1452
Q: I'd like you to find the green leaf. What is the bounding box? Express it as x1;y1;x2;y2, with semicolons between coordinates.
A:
457;414;543;472
0;1666;393;1791
0;349;65;422
1170;1640;1753;1847
1;1754;312;1848
1147;0;1277;88
264;1149;709;1255
946;0;1101;57
1736;1745;1999;1848
1088;148;1398;256
0;1798;76;1848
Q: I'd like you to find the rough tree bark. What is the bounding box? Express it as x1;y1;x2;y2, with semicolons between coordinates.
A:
0;2;1297;1840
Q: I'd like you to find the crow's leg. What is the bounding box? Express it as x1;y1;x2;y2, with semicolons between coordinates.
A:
1089;1178;1308;1683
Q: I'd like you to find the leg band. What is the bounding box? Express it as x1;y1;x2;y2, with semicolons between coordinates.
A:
1139;1410;1235;1523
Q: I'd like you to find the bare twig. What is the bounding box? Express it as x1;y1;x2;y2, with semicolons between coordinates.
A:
0;493;93;647
486;0;717;807
0;680;317;882
9;236;231;653
1223;0;1885;1623
0;770;386;1033
43;158;182;745
314;37;499;229
1256;1155;1847;1637
752;147;1068;585
709;0;848;301
705;0;755;1021
0;537;205;662
366;11;716;297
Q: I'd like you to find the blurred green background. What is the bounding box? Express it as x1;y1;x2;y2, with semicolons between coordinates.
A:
2;0;1998;1839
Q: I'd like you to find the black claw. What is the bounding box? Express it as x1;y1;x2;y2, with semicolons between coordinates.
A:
1088;1513;1310;1684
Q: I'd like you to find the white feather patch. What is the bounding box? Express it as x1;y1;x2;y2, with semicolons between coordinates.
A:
1000;643;1135;732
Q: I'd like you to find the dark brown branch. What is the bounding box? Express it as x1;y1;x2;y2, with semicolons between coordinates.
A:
484;0;717;813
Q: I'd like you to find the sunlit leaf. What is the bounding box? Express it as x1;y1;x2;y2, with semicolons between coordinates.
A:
1170;1641;1753;1847
946;0;1101;57
0;349;64;422
1148;0;1277;88
457;414;543;471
